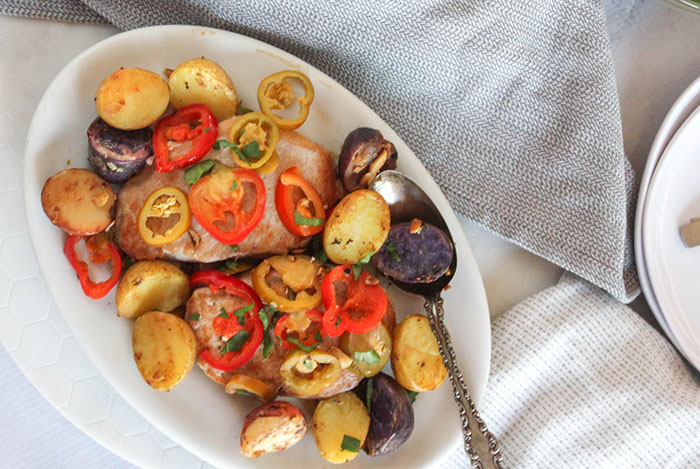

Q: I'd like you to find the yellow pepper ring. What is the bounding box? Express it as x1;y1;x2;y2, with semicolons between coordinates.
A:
254;150;280;175
137;186;191;246
228;112;279;169
252;255;323;312
280;349;341;397
257;70;315;131
225;374;277;402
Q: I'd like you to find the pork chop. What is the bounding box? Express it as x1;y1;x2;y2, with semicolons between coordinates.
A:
114;117;341;262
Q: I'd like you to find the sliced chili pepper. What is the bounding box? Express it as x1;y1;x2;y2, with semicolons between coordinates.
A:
137;186;191;246
225;112;279;169
257;70;315;130
64;233;122;299
275;167;326;237
321;265;387;336
189;270;263;313
188;164;266;244
274;309;325;351
153;103;218;172
251;255;323;312
200;315;263;372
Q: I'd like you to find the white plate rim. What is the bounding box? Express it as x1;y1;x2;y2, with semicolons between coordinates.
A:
641;104;700;370
22;24;491;468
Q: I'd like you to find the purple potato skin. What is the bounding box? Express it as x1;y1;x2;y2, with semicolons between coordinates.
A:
87;117;153;184
373;222;453;283
338;127;397;192
355;373;415;456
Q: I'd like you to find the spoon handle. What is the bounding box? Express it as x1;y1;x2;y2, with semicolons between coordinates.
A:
425;295;504;469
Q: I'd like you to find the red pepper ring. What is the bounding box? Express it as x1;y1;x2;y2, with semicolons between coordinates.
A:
200;315;263;372
189;270;263;314
275;166;326;237
320;265;387;336
64;234;122;299
274;309;326;350
153;103;218;172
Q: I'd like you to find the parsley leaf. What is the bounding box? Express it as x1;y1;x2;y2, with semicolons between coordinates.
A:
224;259;239;271
213;139;237;151
189;314;200;321
184;159;215;184
241;140;262;159
218;308;228;318
385;239;401;263
236;389;255;397
354;349;381;365
314;331;323;343
366;377;374;412
220;330;250;354
303;357;314;370
312;236;328;264
258;305;276;332
204;127;211;133
239;101;253;114
406;389;419;403
233;303;254;326
230;244;239;251
294;210;324;226
352;250;374;280
287;337;319;353
231;179;238;190
336;316;342;327
262;334;274;359
341;435;361;453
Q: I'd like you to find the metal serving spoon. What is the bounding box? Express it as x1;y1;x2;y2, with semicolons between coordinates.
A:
371;170;503;469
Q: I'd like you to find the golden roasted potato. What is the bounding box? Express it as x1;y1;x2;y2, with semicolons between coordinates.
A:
41;168;115;235
312;392;370;464
116;260;190;319
391;314;446;392
132;311;196;391
323;190;390;264
339;323;392;377
95;67;169;130
168;57;238;121
240;401;307;458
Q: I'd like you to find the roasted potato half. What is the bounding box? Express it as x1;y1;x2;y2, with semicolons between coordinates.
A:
312;391;370;464
41;168;116;236
339;323;392;378
391;314;446;392
132;311;196;391
168;57;238;121
240;401;307;458
116;260;190;319
95;67;169;130
323;190;391;265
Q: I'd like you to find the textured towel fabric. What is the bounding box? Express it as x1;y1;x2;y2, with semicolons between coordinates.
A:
0;0;639;302
476;274;700;468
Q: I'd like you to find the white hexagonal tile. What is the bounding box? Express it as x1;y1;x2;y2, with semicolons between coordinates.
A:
109;395;149;437
58;336;97;381
8;277;51;323
121;432;162;468
18;321;62;368
0;152;21;193
0;306;22;351
30;365;73;408
68;376;113;424
47;301;72;339
161;446;202;468
0;190;27;238
147;424;178;450
0;234;38;280
83;420;126;453
0;267;12;307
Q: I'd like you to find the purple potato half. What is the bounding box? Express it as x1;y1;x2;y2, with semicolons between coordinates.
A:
355;373;415;456
338;127;397;192
87;117;153;183
373;221;453;283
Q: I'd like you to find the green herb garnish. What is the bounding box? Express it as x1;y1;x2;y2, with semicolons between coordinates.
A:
385;240;401;263
354;349;381;365
314;331;323;343
230;244;239;251
366;377;374;412
406;389;419;403
303;357;314;370
239;101;253;114
352;250;374;280
294;210;324;227
204;127;211;133
224;259;239;271
184;159;215;184
220;330;250;354
189;314;200;321
287;337;319;353
236;389;255;397
312;236;328;264
341;435;361;453
241;140;262;159
262;334;274;359
233;303;254;326
231;179;238;190
218;308;228;318
213;139;237;151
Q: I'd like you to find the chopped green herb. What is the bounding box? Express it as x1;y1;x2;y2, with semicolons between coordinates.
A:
354;349;381;365
341;435;361;453
230;244;239;251
366;377;374;412
294;210;324;226
224;259;239;271
275;335;282;345
204;127;211;133
258;306;274;331
239;101;253;114
352;250;374;280
239;127;246;139
262;334;274;359
189;314;200;321
287;337;319;353
385;240;401;263
213;139;237;151
406;389;419;403
236;389;255;397
220;330;250;354
184;159;216;184
241;140;262;159
233;303;254;326
336;316;342;327
231;179;238;190
314;331;323;343
218;308;228;318
313;237;328;264
303;357;314;370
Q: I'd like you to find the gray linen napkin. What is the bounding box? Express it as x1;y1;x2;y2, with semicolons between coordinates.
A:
0;0;639;302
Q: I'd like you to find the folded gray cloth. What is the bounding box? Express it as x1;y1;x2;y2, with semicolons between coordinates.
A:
0;0;639;302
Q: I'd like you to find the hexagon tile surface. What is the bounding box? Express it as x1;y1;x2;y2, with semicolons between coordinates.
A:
0;17;207;466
